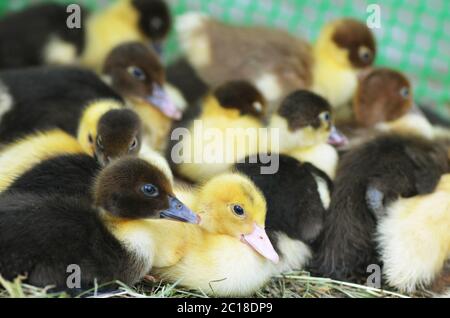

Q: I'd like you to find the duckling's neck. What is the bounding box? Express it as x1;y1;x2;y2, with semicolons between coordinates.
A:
101;212;156;270
437;174;450;193
268;115;326;153
81;0;145;71
201;96;241;119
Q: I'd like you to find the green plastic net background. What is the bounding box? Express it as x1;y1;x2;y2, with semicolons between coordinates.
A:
1;0;449;119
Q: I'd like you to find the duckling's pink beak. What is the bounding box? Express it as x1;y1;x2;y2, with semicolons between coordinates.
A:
147;84;182;120
241;223;279;264
327;126;348;147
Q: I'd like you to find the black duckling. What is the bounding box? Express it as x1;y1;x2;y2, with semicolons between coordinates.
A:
0;0;171;69
311;134;449;282
0;156;197;292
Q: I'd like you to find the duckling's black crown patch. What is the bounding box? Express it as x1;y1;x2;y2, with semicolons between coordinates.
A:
278;90;331;131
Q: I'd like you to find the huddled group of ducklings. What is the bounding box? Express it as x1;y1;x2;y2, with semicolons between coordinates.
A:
0;0;448;297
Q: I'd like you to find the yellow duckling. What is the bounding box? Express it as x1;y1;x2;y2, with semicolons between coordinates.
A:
81;0;172;71
169;80;267;183
377;173;450;295
145;173;279;297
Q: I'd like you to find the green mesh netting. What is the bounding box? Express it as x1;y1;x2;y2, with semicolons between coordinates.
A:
1;0;449;119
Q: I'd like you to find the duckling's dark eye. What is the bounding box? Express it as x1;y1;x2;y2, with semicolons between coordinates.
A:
150;17;163;30
88;134;93;144
358;46;372;63
96;136;104;150
128;66;146;81
320;112;331;123
141;184;159;197
129;138;138;151
232;204;245;217
400;87;410;99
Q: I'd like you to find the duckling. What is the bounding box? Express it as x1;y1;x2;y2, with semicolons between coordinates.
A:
168;80;267;183
235;154;333;273
376;173;450;295
0;41;180;151
0;156;197;291
268;90;347;179
81;0;172;70
312;135;449;281
177;13;375;109
0;1;171;69
145;173;278;296
103;42;182;151
0;127;171;197
353;68;413;127
0;92;142;160
337;68;414;149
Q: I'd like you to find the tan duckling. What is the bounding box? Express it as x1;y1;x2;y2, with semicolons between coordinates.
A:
376;173;450;295
0;156;197;291
268;90;347;179
145;173;278;296
169;80;267;183
177;13;375;109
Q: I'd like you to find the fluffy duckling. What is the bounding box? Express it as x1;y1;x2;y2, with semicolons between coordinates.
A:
103;42;182;151
353;68;413;127
0;156;197;291
312;135;449;281
235;154;333;273
0;1;171;69
0;90;142;163
177;13;375;109
146;173;278;296
81;0;172;70
268;90;347;178
0;42;178;151
168;80;267;182
336;68;414;149
376;173;450;295
0;112;140;193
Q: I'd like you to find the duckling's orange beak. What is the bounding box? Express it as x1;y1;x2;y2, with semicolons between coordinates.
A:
241;223;279;264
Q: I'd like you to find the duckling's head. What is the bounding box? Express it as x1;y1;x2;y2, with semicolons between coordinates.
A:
131;0;172;53
271;90;348;150
103;42;181;119
195;173;279;263
94;109;142;166
354;68;413;127
316;18;376;70
94;157;198;223
211;80;267;119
